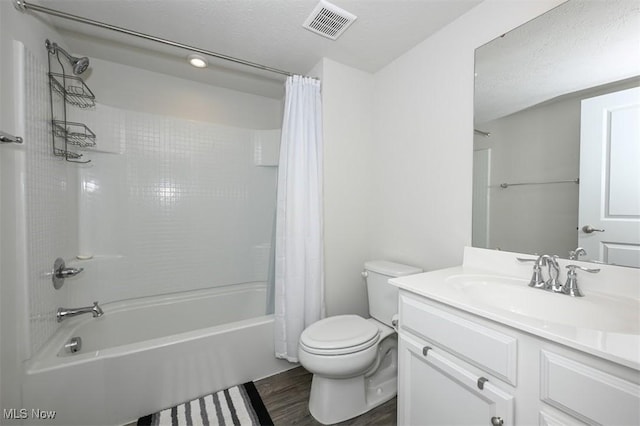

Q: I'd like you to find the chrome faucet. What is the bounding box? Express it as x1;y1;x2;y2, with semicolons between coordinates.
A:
517;254;551;288
57;301;103;322
518;255;600;297
568;247;587;261
544;255;564;293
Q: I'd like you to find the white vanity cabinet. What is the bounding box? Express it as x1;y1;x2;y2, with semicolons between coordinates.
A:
398;291;516;425
399;334;514;425
397;290;640;426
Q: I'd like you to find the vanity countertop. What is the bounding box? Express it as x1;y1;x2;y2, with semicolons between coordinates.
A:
390;248;640;371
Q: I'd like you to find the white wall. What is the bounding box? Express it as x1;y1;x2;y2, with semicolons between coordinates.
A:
83;58;282;129
0;1;75;415
22;39;81;357
369;0;566;272
313;58;374;317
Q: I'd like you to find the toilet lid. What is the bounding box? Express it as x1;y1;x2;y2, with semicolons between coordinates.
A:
299;315;380;355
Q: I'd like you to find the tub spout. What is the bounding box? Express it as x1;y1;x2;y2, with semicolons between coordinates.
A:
57;301;103;322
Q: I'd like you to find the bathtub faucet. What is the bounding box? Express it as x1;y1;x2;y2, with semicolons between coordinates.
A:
57;301;104;322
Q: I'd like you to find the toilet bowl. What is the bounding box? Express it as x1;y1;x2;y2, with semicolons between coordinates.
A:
298;260;422;425
299;315;382;378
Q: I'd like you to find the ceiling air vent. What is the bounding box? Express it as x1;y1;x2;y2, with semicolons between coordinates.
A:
303;0;357;40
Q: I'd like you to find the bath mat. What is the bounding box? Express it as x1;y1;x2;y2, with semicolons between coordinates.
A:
137;382;273;426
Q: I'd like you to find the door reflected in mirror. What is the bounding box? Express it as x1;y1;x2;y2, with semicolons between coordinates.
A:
472;0;640;267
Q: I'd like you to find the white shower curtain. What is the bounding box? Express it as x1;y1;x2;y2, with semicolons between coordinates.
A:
274;75;325;362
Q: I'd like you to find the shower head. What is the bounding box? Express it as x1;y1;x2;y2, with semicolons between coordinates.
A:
72;56;90;75
45;39;90;75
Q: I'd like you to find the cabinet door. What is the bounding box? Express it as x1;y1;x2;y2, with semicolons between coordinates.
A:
398;334;514;426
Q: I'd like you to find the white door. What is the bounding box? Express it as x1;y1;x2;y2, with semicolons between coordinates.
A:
398;334;513;426
579;87;640;267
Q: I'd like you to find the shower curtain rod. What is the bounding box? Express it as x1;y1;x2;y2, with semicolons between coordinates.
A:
14;0;299;78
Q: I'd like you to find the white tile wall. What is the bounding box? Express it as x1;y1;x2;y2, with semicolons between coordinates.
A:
22;43;78;357
69;105;279;305
253;129;281;166
22;44;279;355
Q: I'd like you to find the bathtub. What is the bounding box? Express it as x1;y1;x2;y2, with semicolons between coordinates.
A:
22;282;291;426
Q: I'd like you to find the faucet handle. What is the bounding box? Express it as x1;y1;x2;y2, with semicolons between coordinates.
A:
517;256;546;288
91;301;104;317
563;264;600;297
566;264;600;274
52;257;84;290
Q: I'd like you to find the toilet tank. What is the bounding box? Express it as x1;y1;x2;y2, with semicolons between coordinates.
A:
364;260;422;326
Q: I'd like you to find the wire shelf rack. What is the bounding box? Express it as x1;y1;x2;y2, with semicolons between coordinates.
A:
49;72;95;108
47;39;96;163
53;147;83;160
52;120;96;148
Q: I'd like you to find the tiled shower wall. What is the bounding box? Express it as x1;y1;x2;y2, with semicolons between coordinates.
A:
21;43;78;357
67;104;280;306
22;40;280;356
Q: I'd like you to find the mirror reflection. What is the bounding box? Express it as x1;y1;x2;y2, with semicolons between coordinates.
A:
473;0;640;267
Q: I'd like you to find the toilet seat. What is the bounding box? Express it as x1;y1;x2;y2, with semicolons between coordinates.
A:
299;315;380;356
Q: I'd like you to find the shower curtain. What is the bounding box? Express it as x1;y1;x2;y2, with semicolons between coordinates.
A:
274;75;325;362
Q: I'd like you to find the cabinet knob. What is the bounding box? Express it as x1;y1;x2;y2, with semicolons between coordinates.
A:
422;346;432;356
490;416;504;426
477;376;489;390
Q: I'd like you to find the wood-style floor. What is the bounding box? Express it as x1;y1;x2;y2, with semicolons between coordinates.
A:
255;367;397;426
126;366;396;426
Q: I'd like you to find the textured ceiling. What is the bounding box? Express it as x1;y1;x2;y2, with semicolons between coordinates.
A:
32;0;481;98
475;0;640;124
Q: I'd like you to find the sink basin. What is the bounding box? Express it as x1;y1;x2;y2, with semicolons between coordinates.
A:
445;274;640;334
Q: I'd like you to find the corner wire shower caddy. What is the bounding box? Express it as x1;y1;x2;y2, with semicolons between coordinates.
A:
46;39;96;163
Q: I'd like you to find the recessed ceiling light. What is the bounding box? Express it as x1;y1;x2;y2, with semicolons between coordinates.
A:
187;54;208;68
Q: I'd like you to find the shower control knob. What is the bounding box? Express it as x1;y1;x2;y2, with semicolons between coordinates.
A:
52;257;84;289
57;266;84;278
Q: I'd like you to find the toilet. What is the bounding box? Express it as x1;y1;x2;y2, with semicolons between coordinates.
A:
298;260;422;425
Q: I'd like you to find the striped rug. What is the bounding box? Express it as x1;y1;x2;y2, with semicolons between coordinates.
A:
137;382;273;426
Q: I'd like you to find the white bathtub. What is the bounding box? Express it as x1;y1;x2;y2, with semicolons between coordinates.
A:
22;283;291;426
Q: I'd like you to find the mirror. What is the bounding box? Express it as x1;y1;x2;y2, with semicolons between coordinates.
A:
473;0;640;267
